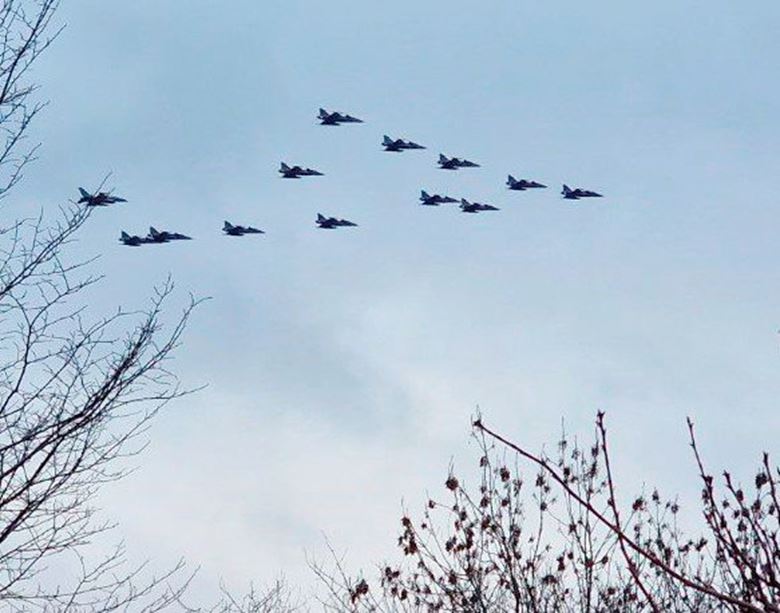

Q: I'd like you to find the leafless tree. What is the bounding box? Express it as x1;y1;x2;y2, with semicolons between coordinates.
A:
0;1;201;609
207;579;303;613
0;214;198;608
312;413;778;612
0;0;61;199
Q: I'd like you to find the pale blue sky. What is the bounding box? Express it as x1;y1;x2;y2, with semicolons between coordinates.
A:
18;0;780;601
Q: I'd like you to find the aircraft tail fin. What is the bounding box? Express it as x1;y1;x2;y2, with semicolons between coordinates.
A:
78;187;90;199
383;135;393;145
420;190;429;199
121;231;130;240
280;162;290;171
508;175;516;184
439;154;448;163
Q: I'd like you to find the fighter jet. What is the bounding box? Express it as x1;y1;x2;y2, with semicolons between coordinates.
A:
279;162;324;179
223;221;265;236
419;190;458;206
146;226;192;243
561;184;603;200
507;175;547;191
316;213;358;229
460;199;500;213
119;231;148;247
382;135;426;152
438;154;480;170
77;187;127;206
318;108;364;125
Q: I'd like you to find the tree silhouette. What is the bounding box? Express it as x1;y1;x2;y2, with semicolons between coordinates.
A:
0;1;198;609
313;414;779;612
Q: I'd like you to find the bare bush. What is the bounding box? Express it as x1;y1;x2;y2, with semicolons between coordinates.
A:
313;413;778;612
209;579;303;613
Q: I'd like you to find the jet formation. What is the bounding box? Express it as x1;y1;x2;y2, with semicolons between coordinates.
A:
118;227;191;246
88;105;606;248
120;223;268;246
